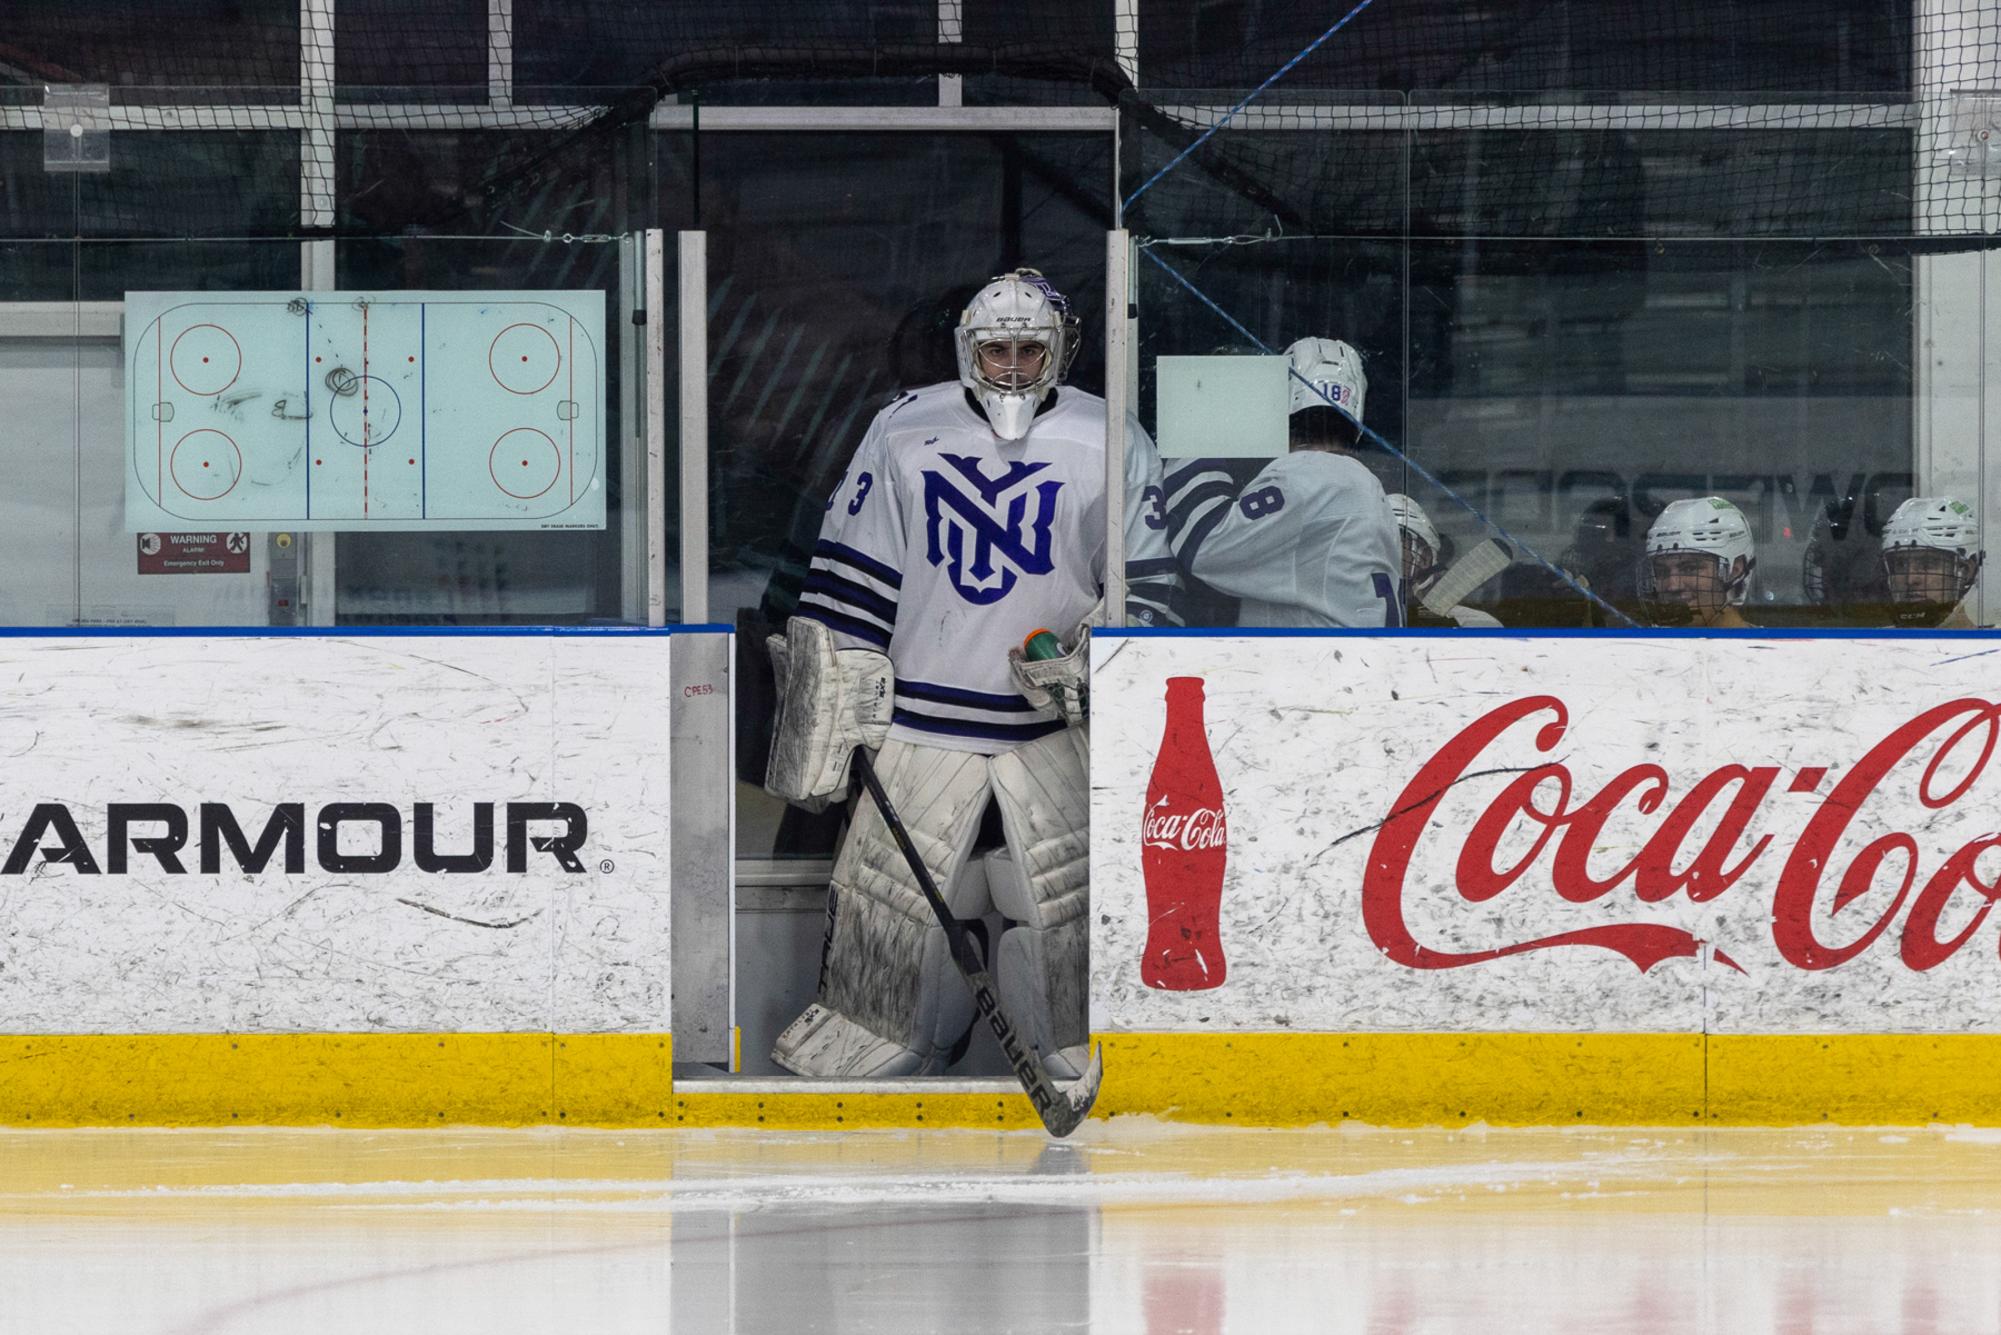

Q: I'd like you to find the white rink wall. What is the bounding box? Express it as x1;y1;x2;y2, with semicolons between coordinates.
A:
0;632;671;1035
1092;632;2001;1036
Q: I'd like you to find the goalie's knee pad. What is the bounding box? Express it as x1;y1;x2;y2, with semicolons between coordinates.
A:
987;728;1090;1074
771;739;993;1078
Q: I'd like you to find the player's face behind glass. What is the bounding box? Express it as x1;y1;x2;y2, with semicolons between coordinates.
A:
1648;552;1738;627
1401;532;1437;591
1884;548;1970;606
975;338;1049;392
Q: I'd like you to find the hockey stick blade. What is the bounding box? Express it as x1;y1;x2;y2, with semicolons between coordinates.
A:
851;746;1103;1138
1422;538;1513;618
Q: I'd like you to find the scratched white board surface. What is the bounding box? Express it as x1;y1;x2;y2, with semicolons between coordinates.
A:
125;291;605;532
0;633;668;1034
1092;632;2001;1035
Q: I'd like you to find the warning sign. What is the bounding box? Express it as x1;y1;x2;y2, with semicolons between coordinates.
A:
137;532;251;575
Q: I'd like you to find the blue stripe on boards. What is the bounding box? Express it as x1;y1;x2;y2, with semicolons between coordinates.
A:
1094;625;2001;640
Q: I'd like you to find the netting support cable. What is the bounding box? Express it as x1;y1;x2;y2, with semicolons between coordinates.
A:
1140;245;1641;627
938;0;963;108
1115;0;1139;87
300;0;334;232
1121;0;1378;214
487;0;514;109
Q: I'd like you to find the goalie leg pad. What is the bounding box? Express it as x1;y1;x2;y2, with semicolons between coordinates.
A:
772;738;993;1077
988;727;1091;1074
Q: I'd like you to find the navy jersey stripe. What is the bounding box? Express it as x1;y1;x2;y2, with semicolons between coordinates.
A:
1168;480;1237;538
1165;459;1234;492
802;569;898;625
1177;499;1232;567
892;708;1066;744
895;679;1037;713
814;540;902;590
798;588;892;635
796;604;891;649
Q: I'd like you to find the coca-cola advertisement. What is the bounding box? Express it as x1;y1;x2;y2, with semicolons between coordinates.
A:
1140;676;1228;991
1091;635;2001;1034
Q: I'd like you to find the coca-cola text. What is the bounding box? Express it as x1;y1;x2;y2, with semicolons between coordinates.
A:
1142;804;1227;852
1363;695;2001;975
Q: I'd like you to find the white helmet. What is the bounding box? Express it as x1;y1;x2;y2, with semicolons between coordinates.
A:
955;268;1079;440
1882;495;1982;609
1883;495;1980;561
1386;493;1441;586
1285;336;1367;428
1645;496;1756;612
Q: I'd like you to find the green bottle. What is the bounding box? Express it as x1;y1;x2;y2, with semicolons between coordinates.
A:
1023;628;1063;661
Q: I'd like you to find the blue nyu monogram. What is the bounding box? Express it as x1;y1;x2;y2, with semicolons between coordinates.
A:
921;454;1064;604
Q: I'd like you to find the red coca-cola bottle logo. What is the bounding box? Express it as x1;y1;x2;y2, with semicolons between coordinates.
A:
1141;676;1229;991
1143;803;1228;852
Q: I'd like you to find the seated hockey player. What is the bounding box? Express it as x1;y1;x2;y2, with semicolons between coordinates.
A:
1881;496;1984;629
1165;337;1403;628
762;268;1176;1080
1387;493;1503;628
1642;496;1757;629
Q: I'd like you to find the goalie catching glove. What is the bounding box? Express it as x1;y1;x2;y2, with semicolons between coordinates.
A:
1008;617;1091;728
764;615;894;812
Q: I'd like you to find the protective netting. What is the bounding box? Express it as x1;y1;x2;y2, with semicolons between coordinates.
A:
2;2;1996;245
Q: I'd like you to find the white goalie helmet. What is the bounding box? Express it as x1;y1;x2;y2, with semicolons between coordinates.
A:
1285;336;1367;428
955;268;1080;440
1386;492;1441;586
1645;496;1756;611
1882;495;1982;608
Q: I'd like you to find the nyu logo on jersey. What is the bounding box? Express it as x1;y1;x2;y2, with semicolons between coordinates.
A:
921;454;1063;605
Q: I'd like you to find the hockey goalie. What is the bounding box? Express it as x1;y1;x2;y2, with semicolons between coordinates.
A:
763;269;1177;1079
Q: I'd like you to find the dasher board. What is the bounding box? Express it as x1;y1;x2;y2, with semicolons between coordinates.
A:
126;291;606;532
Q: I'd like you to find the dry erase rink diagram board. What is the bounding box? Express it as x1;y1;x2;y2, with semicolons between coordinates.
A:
125;291;606;532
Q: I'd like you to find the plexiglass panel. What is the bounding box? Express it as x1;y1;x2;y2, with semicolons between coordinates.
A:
1128;98;1940;634
700;132;1115;858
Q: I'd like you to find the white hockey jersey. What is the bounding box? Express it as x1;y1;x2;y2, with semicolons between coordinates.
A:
1165;450;1403;629
798;382;1177;754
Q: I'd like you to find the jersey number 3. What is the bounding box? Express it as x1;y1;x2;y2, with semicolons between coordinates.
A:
847;471;874;515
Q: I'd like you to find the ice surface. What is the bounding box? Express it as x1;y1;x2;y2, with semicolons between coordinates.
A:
2;1122;1999;1333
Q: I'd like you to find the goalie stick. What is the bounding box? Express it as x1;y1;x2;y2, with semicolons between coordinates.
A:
849;745;1104;1138
1421;537;1513;619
